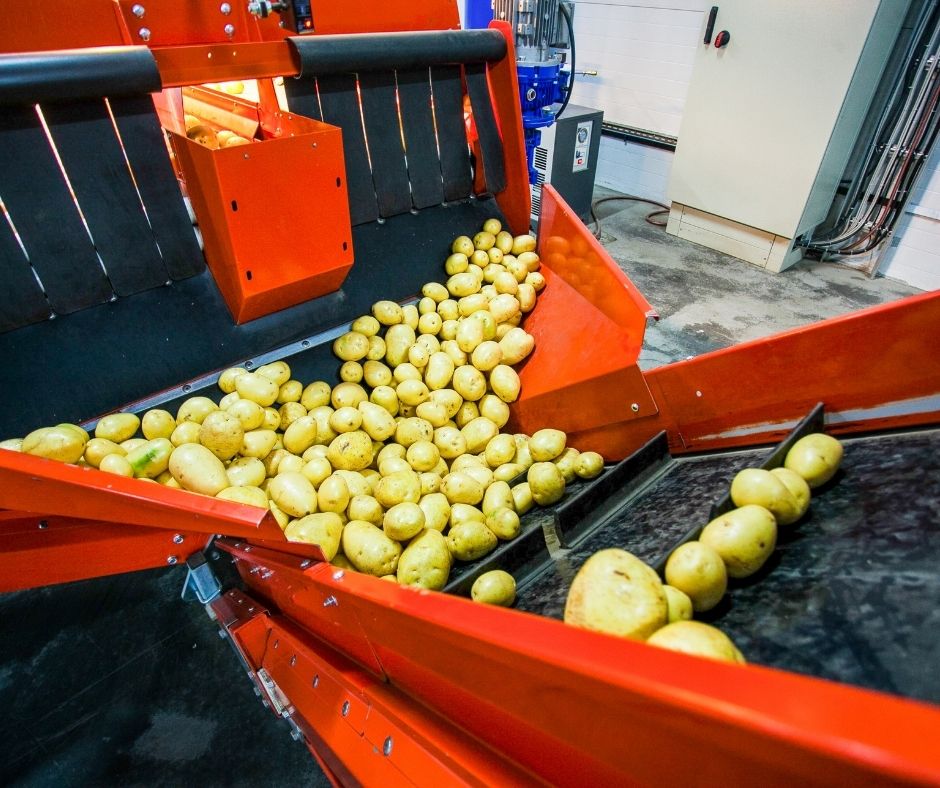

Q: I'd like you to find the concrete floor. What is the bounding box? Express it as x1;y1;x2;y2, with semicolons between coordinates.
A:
590;188;923;369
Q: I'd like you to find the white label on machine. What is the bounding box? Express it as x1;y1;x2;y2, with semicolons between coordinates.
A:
573;121;592;172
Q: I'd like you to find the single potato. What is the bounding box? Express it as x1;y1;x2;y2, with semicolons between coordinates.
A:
646;621;745;664
730;468;801;525
784;433;843;488
397;528;451;590
284;512;344;560
664;541;727;613
342;520;403;576
471;570;516;606
700;505;778;578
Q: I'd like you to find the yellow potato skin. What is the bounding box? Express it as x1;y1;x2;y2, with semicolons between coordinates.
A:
471;570;516;606
397;529;452;590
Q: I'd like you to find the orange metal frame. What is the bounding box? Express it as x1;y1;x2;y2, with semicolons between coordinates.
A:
3;2;940;784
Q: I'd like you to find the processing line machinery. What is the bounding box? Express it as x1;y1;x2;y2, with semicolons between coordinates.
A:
1;1;940;784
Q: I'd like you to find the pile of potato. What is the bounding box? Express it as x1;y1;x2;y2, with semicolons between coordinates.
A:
2;219;605;604
565;432;844;662
184;113;253;150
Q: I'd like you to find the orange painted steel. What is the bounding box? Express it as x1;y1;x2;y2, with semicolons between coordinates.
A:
508;185;657;446
0;514;203;592
486;21;533;234
0;2;130;53
152;42;299;88
213;592;541;786
219;538;940;786
170;110;354;323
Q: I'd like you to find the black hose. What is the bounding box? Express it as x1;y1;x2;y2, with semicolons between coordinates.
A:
590;195;671;239
556;3;575;119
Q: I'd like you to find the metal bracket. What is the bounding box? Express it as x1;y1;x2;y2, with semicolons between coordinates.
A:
258;667;294;717
180;551;222;604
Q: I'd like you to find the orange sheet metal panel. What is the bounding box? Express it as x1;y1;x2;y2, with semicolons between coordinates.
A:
171;111;354;323
0;1;131;52
222;541;940;787
307;0;460;35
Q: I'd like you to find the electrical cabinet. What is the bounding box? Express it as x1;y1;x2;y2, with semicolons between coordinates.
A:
666;0;911;271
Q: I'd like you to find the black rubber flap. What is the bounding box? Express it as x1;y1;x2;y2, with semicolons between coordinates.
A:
41;100;169;296
358;71;412;218
464;62;505;195
431;65;473;202
0;215;50;332
0;46;160;107
0;104;112;315
289;30;506;76
396;68;445;209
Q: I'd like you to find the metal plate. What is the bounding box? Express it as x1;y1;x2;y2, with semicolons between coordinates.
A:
396;67;445;209
41;99;168;296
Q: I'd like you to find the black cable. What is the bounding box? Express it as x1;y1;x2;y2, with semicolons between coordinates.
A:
556;3;575;119
590;195;671;239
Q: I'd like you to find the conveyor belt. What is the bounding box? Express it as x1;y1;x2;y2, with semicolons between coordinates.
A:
513;428;940;704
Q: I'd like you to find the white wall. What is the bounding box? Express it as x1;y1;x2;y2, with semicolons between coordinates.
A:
879;145;940;291
595;136;672;203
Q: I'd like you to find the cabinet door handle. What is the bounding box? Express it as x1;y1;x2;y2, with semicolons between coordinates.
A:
704;5;718;44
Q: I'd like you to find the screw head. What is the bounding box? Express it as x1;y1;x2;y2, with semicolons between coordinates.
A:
313;674;320;688
224;23;236;37
167;555;178;565
132;4;145;17
341;700;350;717
332;569;345;580
220;2;232;13
290;655;297;666
172;534;184;544
273;639;279;649
631;403;640;412
383;736;393;756
138;27;151;41
299;559;311;568
38;520;49;530
323;595;338;608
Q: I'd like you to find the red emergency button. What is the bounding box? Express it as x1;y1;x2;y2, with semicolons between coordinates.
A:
715;30;730;48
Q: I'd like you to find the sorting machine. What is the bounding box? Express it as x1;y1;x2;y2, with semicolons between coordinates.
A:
1;1;940;784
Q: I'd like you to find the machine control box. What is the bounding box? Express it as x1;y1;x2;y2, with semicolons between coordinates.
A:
531;104;603;224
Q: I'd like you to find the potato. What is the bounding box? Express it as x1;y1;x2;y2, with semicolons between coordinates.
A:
329;406;362;434
170;421;200;447
397;529;451;590
511;234;536;255
268;471;318;518
408;343;431;369
338;362;363;384
100;454;134;477
468;310;497;342
576;452;604;479
218;367;247;394
255;361;290;386
284;512;344;559
446;272;481;298
415;401;449;428
198;411;244;460
278;454;305;475
278;401;307;431
564;549;667;640
418;492;450;531
137;409;173;441
441;471;485;505
663;585;694;622
452;235;474;256
554;448;581;483
218;392;240;410
342;520;402;576
222;399;262;432
95;413;141;443
458;293;489;317
486;507;520;540
318;474;350;514
510;483;533;515
488;294;520;323
22;425;87;463
494;229;513;253
169;443;228;495
647;621;745;664
262;447;290;477
217;485;268;509
493;462;525;482
402;304;420;330
481;480;514;515
770;466;811;519
227;456;266;487
333;469;370;498
268;502;290;530
476;395;508;429
358;402;397;441
484;435;516;469
451;453;485;473
0;438;23;452
456;318;484;354
525;271;546;292
333;331;370;361
730;468;801;525
664;541;727;613
282;415;318;455
516;283;537;313
529;429;566;462
700;505;778;579
397;379;430;407
277;380;303;404
121;438;148;452
347;494;383;525
83;438;124;468
445;252;469;275
240;429;278;458
489;365;521;403
262;407;281;431
375;469;421;508
395;417;433;448
125;438;173;478
419;471;441;495
301;381;332;410
383;501;426;541
469;341;501;372
405;440;440;473
393;363;422;384
429;389;463;419
327;430;373;471
463;465;493;490
331;382;368;410
498;328;535;365
235;373;279;407
473;230;496;251
447;520;497;561
471;570;516;606
527;462;565;506
452;365;486;402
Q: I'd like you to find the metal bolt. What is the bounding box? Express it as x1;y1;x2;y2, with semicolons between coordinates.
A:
696;390;703;398
299;559;311;569
132;4;145;17
313;675;320;688
341;700;350;717
631;403;640;412
220;2;231;13
172;534;184;544
290;655;297;666
273;639;279;649
138;27;151;41
383;736;393;756
224;23;235;37
167;555;178;565
332;569;345;581
182;383;192;392
38;520;48;530
323;595;338;608
218;629;226;639
243;545;251;552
